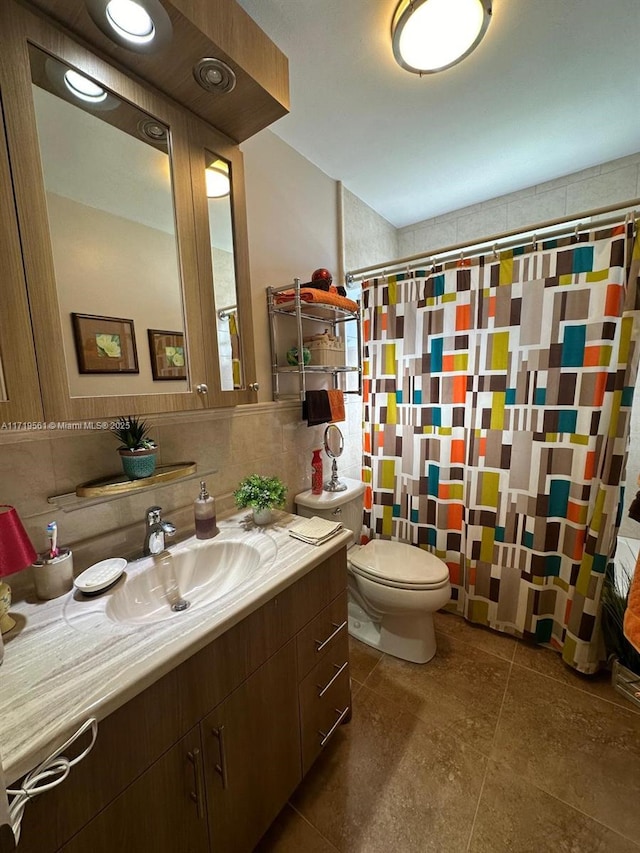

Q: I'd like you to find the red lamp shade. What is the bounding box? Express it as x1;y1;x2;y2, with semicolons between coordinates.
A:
0;506;37;577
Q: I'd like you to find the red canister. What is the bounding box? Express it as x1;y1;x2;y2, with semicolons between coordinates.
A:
311;448;323;495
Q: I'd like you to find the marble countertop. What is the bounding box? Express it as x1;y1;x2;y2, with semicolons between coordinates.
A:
0;510;351;786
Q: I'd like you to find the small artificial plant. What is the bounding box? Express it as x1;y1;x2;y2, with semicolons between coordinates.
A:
233;474;287;512
601;564;640;675
112;415;157;451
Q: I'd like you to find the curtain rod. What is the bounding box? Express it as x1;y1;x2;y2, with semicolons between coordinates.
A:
345;197;640;283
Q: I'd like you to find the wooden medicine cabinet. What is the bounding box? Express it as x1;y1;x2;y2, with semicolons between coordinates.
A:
0;0;269;422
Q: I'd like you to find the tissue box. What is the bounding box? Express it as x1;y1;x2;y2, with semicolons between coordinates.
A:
303;332;346;366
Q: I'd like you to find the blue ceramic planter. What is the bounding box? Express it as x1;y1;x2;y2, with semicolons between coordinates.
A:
119;449;157;480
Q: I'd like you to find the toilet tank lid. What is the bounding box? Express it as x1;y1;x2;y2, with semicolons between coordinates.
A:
350;540;449;586
295;477;366;509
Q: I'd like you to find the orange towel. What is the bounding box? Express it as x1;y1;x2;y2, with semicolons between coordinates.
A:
274;287;358;313
624;555;640;653
327;389;345;423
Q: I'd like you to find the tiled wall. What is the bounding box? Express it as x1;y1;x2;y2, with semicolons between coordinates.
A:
342;186;398;274
398;152;640;258
1;396;362;578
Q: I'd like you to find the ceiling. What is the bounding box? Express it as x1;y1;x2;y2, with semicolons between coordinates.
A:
236;0;640;229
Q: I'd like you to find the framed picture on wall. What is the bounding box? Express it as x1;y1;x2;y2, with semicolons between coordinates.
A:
147;329;187;380
71;313;139;374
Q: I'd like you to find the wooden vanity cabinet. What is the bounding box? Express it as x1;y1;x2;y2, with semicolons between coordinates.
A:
202;641;301;853
297;592;351;775
60;728;209;853
13;548;350;853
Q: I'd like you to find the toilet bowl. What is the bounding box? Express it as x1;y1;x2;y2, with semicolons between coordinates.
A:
294;478;451;664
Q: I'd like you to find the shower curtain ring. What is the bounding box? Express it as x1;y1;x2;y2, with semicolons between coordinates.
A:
492;243;499;260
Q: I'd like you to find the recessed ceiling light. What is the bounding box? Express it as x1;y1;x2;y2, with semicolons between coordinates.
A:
63;69;108;103
85;0;172;53
193;58;237;95
138;118;168;142
392;0;491;74
205;165;230;198
105;0;155;44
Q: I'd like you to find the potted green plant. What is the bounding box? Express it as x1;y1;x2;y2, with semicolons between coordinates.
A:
601;564;640;709
233;474;287;525
113;415;158;480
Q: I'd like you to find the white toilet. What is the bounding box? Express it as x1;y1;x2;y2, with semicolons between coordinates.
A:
295;478;451;664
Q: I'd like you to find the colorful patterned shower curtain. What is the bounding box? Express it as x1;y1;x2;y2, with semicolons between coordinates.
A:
362;221;640;673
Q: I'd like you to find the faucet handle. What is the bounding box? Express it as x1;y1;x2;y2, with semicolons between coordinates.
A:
162;521;176;538
146;505;162;526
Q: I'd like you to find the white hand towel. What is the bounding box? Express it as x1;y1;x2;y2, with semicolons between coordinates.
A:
289;516;343;545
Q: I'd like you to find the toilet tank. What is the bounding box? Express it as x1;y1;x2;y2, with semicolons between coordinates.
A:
295;478;366;547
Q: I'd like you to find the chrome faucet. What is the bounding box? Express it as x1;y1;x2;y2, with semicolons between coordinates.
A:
143;506;176;556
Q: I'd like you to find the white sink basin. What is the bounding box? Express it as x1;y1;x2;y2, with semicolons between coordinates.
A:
105;537;268;625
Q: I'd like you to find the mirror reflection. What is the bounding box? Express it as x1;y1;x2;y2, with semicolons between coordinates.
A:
29;45;189;396
205;149;243;391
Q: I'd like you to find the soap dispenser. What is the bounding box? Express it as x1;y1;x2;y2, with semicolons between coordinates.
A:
194;480;218;539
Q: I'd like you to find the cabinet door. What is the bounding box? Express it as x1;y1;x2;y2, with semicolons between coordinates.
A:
0;86;42;423
61;728;209;853
202;640;301;853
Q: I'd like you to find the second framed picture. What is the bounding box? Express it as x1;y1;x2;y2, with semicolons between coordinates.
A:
148;329;187;380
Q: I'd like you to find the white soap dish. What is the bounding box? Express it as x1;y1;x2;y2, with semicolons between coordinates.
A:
74;558;127;595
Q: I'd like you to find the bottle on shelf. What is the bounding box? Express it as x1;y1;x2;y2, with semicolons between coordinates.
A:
311;449;323;495
194;480;218;539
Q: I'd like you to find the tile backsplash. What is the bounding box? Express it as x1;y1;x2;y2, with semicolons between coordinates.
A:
1;398;362;578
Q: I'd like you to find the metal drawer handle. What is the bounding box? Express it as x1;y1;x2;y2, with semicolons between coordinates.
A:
318;661;349;698
187;748;205;820
319;705;350;747
212;725;229;789
314;620;347;653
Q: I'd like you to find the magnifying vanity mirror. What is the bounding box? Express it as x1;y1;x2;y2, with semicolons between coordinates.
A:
323;424;347;492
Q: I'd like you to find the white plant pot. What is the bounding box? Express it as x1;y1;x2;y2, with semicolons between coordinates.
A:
252;507;273;526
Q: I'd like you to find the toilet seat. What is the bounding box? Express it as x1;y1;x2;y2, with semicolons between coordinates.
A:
349;540;449;590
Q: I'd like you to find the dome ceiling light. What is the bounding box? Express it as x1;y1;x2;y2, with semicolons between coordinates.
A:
85;0;172;53
391;0;492;75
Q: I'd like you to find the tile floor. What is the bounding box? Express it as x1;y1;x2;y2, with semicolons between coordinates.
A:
257;611;640;853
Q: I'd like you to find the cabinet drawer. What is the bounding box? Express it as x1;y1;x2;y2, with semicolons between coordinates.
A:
299;633;351;775
296;590;348;680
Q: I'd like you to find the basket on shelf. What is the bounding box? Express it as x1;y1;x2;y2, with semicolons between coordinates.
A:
303;331;345;366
